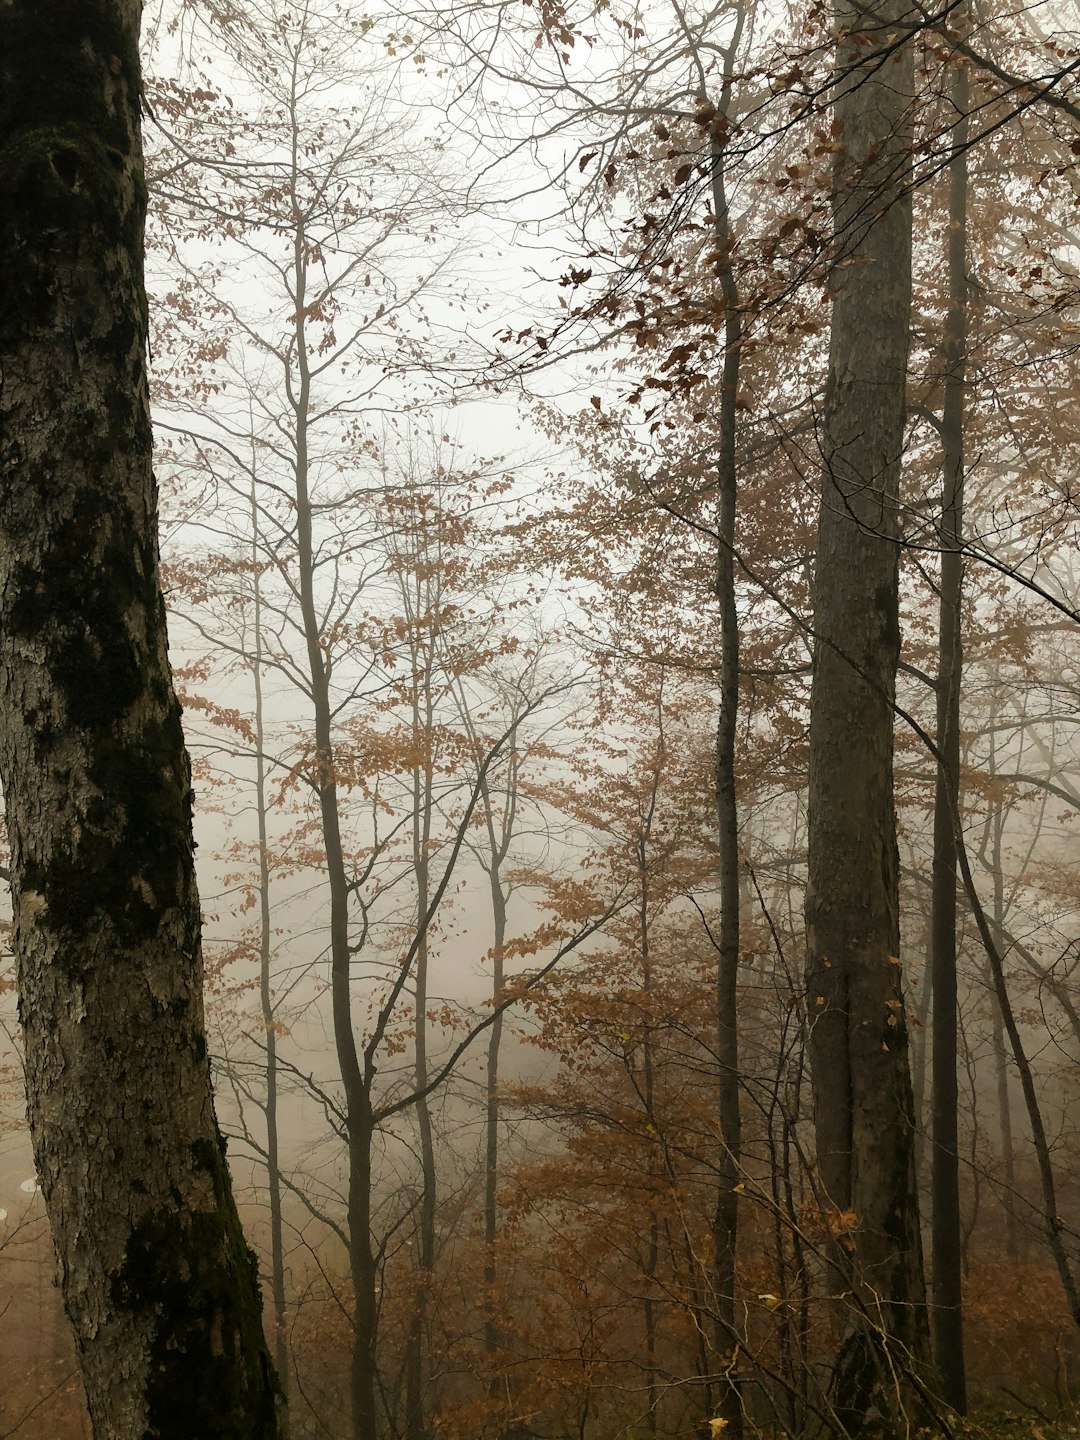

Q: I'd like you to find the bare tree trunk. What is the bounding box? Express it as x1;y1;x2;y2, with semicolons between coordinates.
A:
804;0;930;1418
984;701;1020;1261
252;479;289;1395
637;733;664;1438
405;675;437;1440
0;3;284;1435
482;780;510;1378
469;734;523;1437
930;21;969;1409
992;1005;1019;1262
910;914;933;1177
288;222;379;1440
696;14;746;1431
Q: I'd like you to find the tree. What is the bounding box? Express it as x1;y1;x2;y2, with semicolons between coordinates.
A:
803;0;930;1418
929;8;969;1411
0;2;284;1436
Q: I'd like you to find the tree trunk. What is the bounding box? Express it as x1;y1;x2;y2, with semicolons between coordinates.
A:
930;22;969;1411
289;213;379;1440
637;742;663;1437
252;480;289;1394
986;759;1020;1261
482;783;509;1375
0;3;284;1435
910;914;933;1178
803;0;930;1419
702;21;745;1433
405;674;437;1440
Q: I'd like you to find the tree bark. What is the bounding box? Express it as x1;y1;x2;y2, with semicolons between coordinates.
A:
0;3;285;1435
930;22;969;1411
804;0;930;1419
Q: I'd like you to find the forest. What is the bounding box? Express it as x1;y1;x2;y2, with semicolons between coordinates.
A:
0;0;1079;1437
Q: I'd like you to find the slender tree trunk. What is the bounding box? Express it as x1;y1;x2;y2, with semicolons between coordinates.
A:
289;213;378;1440
483;808;508;1371
252;480;289;1394
706;32;745;1438
636;746;663;1438
930;25;969;1410
804;0;930;1418
986;715;1020;1260
349;1101;381;1440
910;914;933;1176
470;744;521;1437
0;3;285;1434
405;674;437;1440
992;1009;1019;1260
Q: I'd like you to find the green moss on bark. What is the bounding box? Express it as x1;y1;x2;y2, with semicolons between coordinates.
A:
114;1171;282;1440
21;703;194;955
0;2;147;341
9;474;194;953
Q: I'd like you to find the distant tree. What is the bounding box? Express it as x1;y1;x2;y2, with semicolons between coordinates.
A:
0;2;284;1436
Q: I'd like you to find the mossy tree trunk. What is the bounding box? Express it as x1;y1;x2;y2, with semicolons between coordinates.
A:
803;0;931;1423
0;3;285;1437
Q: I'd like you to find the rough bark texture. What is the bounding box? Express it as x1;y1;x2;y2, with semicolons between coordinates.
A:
803;0;930;1421
0;3;285;1436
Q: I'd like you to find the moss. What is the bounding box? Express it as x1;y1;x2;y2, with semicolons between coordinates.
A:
8;488;151;720
0;1;147;341
873;580;901;655
9;476;194;952
0;3;137;143
113;1167;282;1439
22;701;194;958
